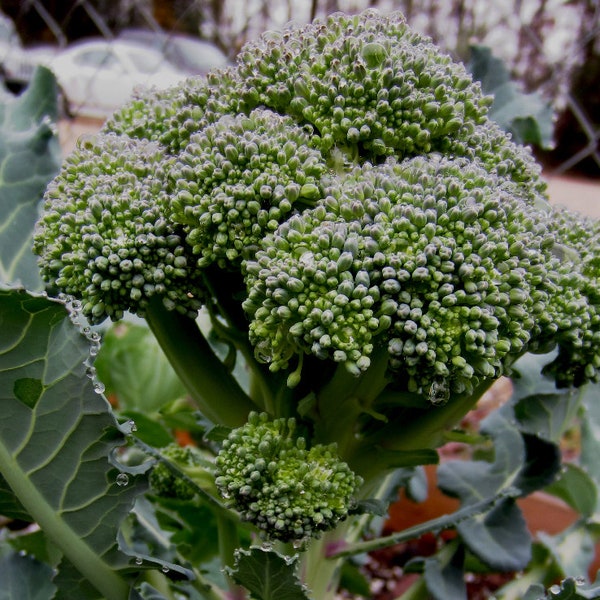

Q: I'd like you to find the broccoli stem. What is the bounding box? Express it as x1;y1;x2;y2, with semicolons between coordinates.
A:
351;378;496;483
144;298;255;428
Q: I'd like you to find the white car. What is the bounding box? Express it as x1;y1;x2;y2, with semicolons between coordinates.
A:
42;38;189;119
118;29;229;75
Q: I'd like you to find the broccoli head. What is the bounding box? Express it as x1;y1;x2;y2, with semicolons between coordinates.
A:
149;443;212;501
214;412;362;542
169;107;327;268
33;8;600;394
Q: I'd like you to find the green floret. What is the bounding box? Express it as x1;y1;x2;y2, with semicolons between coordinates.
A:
236;10;490;161
168;108;328;268
149;443;212;501
104;70;243;154
539;208;600;386
33;134;204;324
243;155;556;396
214;412;362;542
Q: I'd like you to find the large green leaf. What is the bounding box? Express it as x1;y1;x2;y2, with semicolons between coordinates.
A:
0;67;61;289
0;286;145;600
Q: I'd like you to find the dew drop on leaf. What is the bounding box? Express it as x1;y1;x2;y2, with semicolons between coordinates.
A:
93;381;106;394
116;473;129;487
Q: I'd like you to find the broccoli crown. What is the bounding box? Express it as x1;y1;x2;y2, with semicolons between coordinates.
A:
243;155;557;395
149;443;208;501
33;134;204;323
169;108;327;268
214;412;362;541
33;9;600;387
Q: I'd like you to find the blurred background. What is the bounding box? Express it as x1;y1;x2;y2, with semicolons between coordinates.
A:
0;0;598;185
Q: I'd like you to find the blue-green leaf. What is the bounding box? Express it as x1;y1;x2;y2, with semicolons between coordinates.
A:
538;524;598;586
437;413;561;571
468;45;554;149
422;543;467;600
0;550;56;600
0;286;145;600
0;67;60;288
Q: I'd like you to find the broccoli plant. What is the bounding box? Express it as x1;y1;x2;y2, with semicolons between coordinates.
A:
2;9;600;600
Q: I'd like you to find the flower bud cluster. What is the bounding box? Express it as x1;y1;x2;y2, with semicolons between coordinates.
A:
215;412;361;541
236;10;490;161
33;134;203;323
537;208;600;386
169;108;327;268
244;155;557;395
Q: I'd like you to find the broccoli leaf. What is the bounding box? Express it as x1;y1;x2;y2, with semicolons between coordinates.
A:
544;463;598;518
437;413;561;571
227;547;310;600
422;543;467;600
0;550;56;600
94;321;187;413
0;66;60;289
468;45;554;149
0;286;146;600
580;383;600;511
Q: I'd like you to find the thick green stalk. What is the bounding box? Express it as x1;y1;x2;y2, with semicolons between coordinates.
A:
301;521;355;600
144;298;255;427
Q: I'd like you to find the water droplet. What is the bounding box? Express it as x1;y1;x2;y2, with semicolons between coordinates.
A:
93;381;105;394
116;473;129;487
70;299;82;311
161;565;170;573
575;576;586;586
292;538;306;550
134;557;143;565
89;344;100;357
549;584;561;595
261;541;273;551
429;378;449;406
89;331;101;343
127;420;137;432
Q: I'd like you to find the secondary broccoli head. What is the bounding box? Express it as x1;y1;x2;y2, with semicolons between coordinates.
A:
243;155;558;396
537;208;600;386
214;412;362;541
33;134;204;323
149;443;209;501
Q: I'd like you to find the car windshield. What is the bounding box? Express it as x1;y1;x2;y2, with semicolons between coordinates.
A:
126;47;167;73
76;48;120;69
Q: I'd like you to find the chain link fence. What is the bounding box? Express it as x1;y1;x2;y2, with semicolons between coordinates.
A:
2;0;600;177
